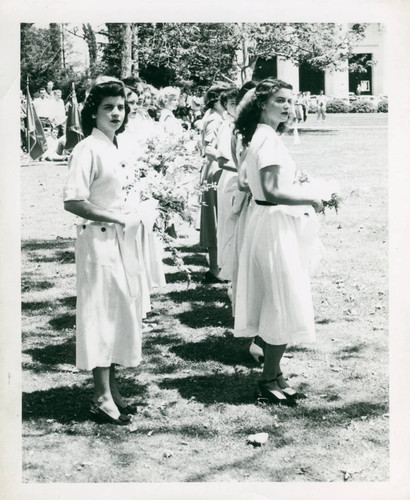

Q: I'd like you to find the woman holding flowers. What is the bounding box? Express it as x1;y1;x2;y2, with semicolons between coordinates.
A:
64;78;142;425
234;78;324;404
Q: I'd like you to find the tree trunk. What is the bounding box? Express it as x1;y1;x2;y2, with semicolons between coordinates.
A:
121;23;133;78
82;23;98;77
131;24;139;76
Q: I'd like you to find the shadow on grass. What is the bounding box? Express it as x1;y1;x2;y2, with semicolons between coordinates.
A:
22;279;55;292
22;300;54;312
184;444;288;482
49;313;76;331
286;345;313;353
337;342;367;360
143;333;184;350
22;296;76;316
22;378;148;424
170;335;257;367
25;338;76;366
22;238;74;252
316;318;335;325
174;244;205;254
176;304;233;329
182;253;208;267
27;250;75;264
159;372;258;405
165;271;203;284
299;128;337;135
168;284;230;304
294;400;388;426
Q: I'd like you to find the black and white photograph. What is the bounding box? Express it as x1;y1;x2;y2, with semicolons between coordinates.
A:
1;1;410;499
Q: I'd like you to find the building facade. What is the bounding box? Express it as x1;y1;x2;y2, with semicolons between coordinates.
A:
252;23;387;98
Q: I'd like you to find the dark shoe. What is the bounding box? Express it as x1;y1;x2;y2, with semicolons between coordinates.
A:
89;404;132;425
202;271;228;284
257;379;296;406
114;399;138;415
277;372;306;400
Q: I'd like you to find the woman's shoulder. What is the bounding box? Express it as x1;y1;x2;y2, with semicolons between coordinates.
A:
251;124;279;147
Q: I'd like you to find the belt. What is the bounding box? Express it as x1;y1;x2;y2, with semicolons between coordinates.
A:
220;165;237;173
255;200;278;206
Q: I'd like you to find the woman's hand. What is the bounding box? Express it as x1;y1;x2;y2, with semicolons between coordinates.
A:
311;199;324;213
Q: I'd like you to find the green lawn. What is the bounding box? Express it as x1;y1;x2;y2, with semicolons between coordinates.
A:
21;113;388;483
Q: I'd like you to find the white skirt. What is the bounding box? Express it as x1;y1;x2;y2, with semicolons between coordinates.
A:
75;222;143;370
217;170;238;280
234;204;323;345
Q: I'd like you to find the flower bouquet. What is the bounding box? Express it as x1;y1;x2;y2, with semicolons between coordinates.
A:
295;169;342;214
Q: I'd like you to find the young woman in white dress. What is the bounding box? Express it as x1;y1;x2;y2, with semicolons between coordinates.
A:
215;86;238;281
234;78;324;404
64;79;143;424
156;87;183;136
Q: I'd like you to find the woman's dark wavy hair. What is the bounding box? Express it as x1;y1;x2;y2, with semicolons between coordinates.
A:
81;81;130;137
234;78;293;146
203;82;231;111
220;87;239;110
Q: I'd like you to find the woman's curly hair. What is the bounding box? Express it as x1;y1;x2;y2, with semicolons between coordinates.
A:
203;82;232;111
234;78;293;146
81;80;130;137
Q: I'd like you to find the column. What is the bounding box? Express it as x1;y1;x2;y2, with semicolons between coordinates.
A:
325;59;349;98
277;57;300;93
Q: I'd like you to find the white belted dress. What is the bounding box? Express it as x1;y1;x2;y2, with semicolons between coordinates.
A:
63;128;143;370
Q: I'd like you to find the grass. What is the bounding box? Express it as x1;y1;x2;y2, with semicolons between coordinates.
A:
21;113;388;482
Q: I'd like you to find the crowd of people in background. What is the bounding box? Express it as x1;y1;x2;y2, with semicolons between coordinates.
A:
21;74;333;423
22;76;331;165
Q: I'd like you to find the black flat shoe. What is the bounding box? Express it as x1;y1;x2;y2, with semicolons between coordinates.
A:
114;400;138;415
257;379;296;406
277;373;307;400
89;404;132;425
202;271;228;284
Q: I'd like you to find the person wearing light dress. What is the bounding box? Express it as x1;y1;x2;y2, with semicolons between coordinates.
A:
64;78;143;425
215;86;239;281
156;86;184;136
234;78;324;405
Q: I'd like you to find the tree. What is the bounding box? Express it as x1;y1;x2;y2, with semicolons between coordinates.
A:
21;24;64;92
231;23;368;84
94;22;370;91
82;23;98;77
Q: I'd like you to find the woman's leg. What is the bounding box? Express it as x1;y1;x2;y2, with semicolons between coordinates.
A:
109;364;127;407
208;246;219;276
262;343;287;381
92;366;121;419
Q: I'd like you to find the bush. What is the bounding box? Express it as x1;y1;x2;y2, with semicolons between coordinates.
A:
326;99;350;113
377;99;388;113
308;103;318;114
350;100;376;113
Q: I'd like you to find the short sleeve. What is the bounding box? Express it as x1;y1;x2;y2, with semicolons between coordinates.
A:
257;129;286;171
203;116;220;147
216;122;233;161
63;141;95;202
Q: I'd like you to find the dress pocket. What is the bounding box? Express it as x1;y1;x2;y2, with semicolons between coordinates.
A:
76;223;117;266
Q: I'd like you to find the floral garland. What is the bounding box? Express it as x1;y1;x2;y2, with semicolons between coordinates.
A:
122;129;205;283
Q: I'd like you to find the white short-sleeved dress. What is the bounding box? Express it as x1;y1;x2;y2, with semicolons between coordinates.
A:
63;128;143;370
216;119;238;280
234;124;322;345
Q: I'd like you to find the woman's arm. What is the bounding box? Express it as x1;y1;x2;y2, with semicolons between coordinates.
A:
237;157;250;192
64;200;128;226
260;166;323;213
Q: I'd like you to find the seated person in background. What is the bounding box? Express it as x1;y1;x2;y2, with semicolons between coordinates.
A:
40;127;69;161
